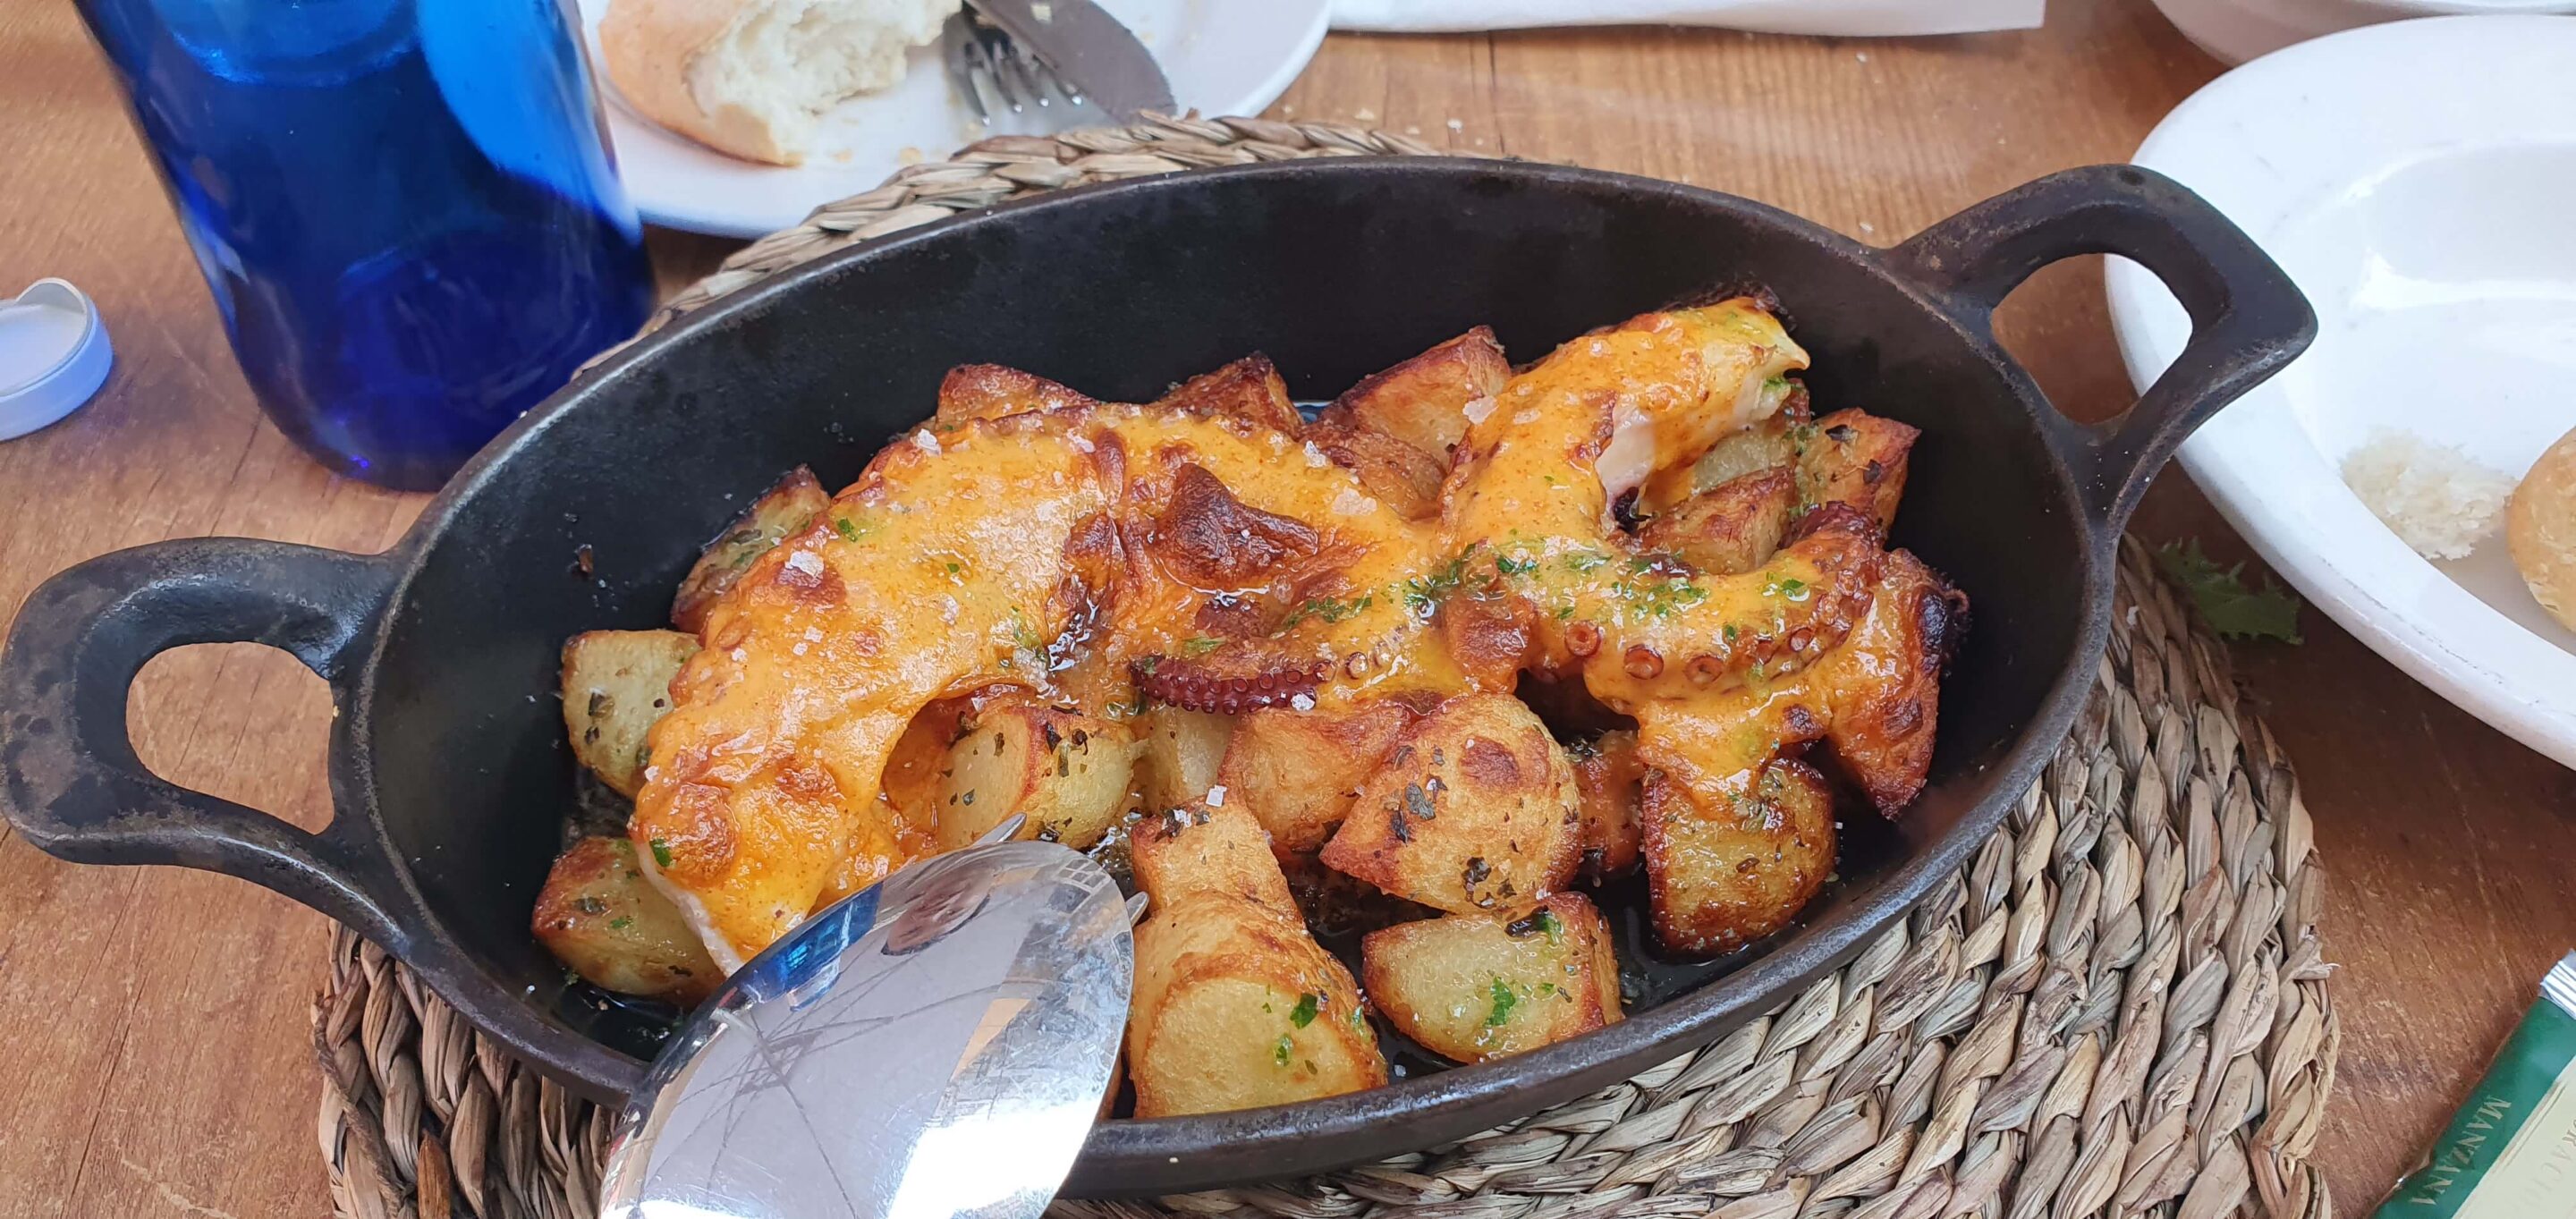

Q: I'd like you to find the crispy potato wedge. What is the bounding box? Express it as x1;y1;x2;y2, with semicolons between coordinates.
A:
1436;589;1538;690
1811;548;1965;812
1321;327;1511;460
670;467;831;632
1360;893;1621;1062
936;364;1099;425
1798;408;1918;530
1137;706;1236;812
1304;416;1447;521
1129;800;1297;912
936;701;1138;850
1218;701;1417;857
1571;730;1645;879
1638;467;1799;577
1153;354;1302;435
1643;758;1835;957
561;629;699;798
1127;803;1385;1115
1319;693;1582;916
533;836;720;1003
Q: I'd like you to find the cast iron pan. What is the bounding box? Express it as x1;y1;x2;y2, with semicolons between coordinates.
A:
0;159;2310;1195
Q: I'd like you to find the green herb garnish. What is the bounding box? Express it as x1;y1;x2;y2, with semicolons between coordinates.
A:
1183;636;1224;655
649;838;674;868
1273;1034;1294;1067
1496;554;1538;577
1536;910;1564;946
2155;538;2303;643
607;916;633;930
1290;993;1319;1028
1485;978;1517;1027
833;515;867;543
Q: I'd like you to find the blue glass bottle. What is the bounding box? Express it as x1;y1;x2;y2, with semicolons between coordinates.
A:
78;0;655;490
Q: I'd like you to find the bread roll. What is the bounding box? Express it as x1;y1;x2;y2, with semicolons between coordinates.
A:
600;0;952;165
2509;426;2576;633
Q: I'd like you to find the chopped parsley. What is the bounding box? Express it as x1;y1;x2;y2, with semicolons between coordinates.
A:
1496;554;1538;577
1763;576;1811;603
649;838;674;868
1279;592;1373;629
1485;978;1518;1027
1562;550;1611;574
1536;910;1564;945
1290;993;1319;1029
1182;636;1224;655
2156;538;2303;643
1402;544;1483;618
832;515;868;543
607;915;634;930
1273;1034;1294;1067
1612;574;1709;619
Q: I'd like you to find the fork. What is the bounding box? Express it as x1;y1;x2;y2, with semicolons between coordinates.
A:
942;10;1088;127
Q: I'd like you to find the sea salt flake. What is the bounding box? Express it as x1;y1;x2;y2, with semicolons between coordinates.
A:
1513;408;1540;425
1206;784;1228;808
1303;441;1330;468
1332;486;1374;516
1290;693;1316;712
913;429;942;454
783;550;824;577
1071;435;1095;453
803;626;825;642
1461;395;1496;425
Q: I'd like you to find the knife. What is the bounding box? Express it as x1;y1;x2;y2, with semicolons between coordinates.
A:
963;0;1176;122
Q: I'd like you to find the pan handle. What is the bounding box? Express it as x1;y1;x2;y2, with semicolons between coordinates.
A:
1885;164;2315;528
0;538;413;947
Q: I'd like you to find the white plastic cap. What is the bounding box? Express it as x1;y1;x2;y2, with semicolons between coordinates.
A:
0;278;113;441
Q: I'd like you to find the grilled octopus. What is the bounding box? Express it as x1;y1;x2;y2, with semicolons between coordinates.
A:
631;298;1962;969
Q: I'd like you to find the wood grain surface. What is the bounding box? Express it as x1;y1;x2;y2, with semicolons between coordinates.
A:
2;0;2569;1214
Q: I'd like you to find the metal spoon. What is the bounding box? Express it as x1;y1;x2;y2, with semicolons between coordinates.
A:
598;823;1132;1219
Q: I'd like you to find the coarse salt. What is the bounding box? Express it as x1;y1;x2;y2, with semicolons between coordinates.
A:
1205;784;1228;808
1303;441;1330;468
912;429;942;454
1290;693;1316;712
1071;435;1094;453
1461;395;1496;425
1332;486;1374;516
782;549;823;577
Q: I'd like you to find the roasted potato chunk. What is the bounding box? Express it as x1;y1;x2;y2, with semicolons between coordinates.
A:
1643;758;1835;957
1811;549;1965;812
561;629;699;798
1218;701;1416;857
1798;408;1918;530
1638;467;1798;577
533;836;719;1003
1127;804;1386;1115
936;701;1138;851
1319;693;1582;916
670;467;831;632
1571;730;1645;879
1321;327;1510;460
1360;893;1622;1062
1304;416;1447;521
1153;354;1302;435
1637;378;1806;514
936;364;1099;425
1138;706;1235;812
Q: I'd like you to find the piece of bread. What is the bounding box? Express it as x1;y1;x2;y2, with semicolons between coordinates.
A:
601;0;952;165
2509;426;2576;632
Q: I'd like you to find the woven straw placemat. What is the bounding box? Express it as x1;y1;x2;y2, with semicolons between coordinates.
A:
311;118;2337;1219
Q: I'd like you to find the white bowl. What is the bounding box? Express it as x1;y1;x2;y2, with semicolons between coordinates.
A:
2147;0;2574;63
2108;15;2576;768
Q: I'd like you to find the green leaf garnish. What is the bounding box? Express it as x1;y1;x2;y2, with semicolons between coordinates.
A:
649;838;674;868
1485;978;1517;1027
1290;993;1319;1028
2155;539;2303;643
1273;1034;1294;1066
1183;636;1224;655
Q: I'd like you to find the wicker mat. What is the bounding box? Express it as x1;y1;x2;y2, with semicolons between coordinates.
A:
311;118;2337;1219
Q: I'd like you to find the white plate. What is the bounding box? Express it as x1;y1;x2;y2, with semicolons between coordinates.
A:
576;0;1330;237
2106;15;2576;768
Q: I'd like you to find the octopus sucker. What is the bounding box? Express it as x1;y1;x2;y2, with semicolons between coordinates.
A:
631;295;1964;967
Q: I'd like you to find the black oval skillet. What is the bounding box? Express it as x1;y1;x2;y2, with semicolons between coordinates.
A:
0;158;2310;1195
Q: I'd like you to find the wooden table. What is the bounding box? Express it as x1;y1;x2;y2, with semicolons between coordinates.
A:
3;0;2571;1213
